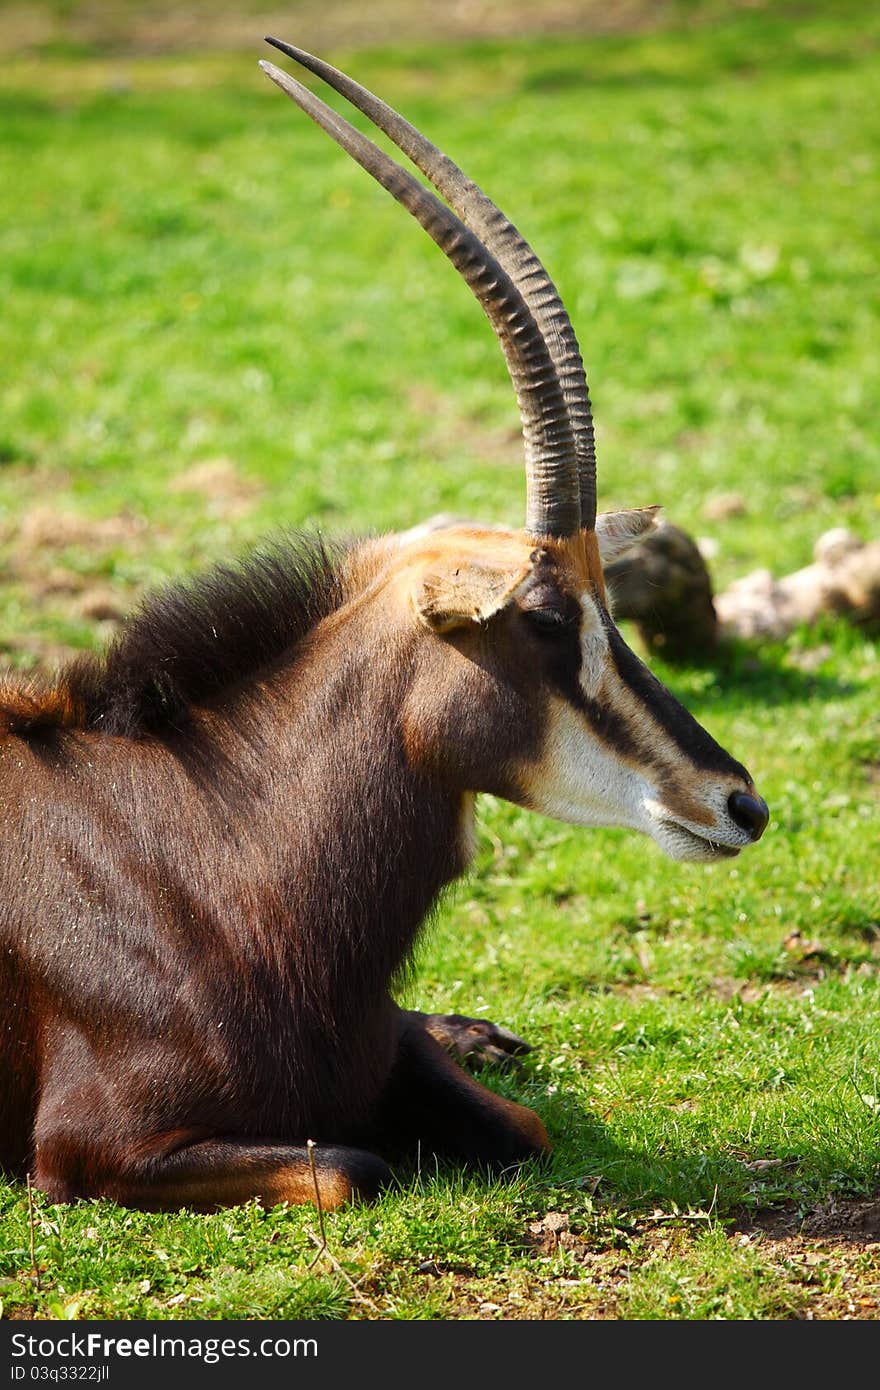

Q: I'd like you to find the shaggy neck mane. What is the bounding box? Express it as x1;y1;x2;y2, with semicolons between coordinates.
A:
2;535;352;739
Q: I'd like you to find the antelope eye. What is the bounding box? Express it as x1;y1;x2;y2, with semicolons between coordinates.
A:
524;605;576;634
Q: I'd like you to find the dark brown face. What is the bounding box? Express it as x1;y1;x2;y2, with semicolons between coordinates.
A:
397;520;768;862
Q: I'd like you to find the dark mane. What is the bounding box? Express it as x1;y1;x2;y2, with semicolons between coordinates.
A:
55;533;349;738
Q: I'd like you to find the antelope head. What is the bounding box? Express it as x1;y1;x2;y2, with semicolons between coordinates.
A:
261;43;769;862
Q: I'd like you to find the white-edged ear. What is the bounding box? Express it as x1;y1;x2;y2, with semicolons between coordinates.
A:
595;507;661;562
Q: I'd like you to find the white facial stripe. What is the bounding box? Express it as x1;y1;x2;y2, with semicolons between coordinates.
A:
575;595;748;834
516;602;756;862
518;700;752;861
578;593;609;695
517;697;654;831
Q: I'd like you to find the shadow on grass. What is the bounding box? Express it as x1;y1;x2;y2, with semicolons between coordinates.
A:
388;1073;880;1234
647;636;859;713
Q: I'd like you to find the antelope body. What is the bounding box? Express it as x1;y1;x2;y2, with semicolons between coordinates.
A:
0;42;767;1210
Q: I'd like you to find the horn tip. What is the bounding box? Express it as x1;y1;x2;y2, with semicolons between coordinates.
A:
264;35;311;62
264;34;317;60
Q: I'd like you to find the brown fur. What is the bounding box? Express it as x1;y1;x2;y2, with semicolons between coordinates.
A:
0;683;84;737
0;524;757;1210
0;532;551;1208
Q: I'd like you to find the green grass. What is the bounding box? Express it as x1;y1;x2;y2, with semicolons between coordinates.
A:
1;0;878;1320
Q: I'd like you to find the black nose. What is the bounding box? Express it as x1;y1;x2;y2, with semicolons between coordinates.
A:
727;791;769;841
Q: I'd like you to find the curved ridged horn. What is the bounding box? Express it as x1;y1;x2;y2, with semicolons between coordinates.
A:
260;52;581;539
264;37;597;532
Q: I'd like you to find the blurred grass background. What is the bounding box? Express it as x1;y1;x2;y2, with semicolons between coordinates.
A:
2;0;878;656
0;0;878;1320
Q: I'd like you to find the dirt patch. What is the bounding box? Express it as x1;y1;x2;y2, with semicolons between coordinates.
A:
399;1261;614;1320
77;585;128;623
608;981;672;1001
712;975;819;1003
412;1204;880;1318
730;1197;880;1319
0;502;148;669
512;1198;880;1319
735;1196;880;1246
406;383;522;473
0;633;87;673
9;505;147;553
711;952;877;1001
169;457;261;521
0;0;723;60
863;760;880;793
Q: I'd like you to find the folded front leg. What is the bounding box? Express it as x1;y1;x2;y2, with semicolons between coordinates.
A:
35;1134;392;1213
377;1015;550;1169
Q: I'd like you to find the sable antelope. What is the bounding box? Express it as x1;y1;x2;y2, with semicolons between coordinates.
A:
0;41;768;1213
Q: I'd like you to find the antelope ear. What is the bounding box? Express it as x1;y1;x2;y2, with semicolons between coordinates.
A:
411;557;532;633
595;506;661;562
